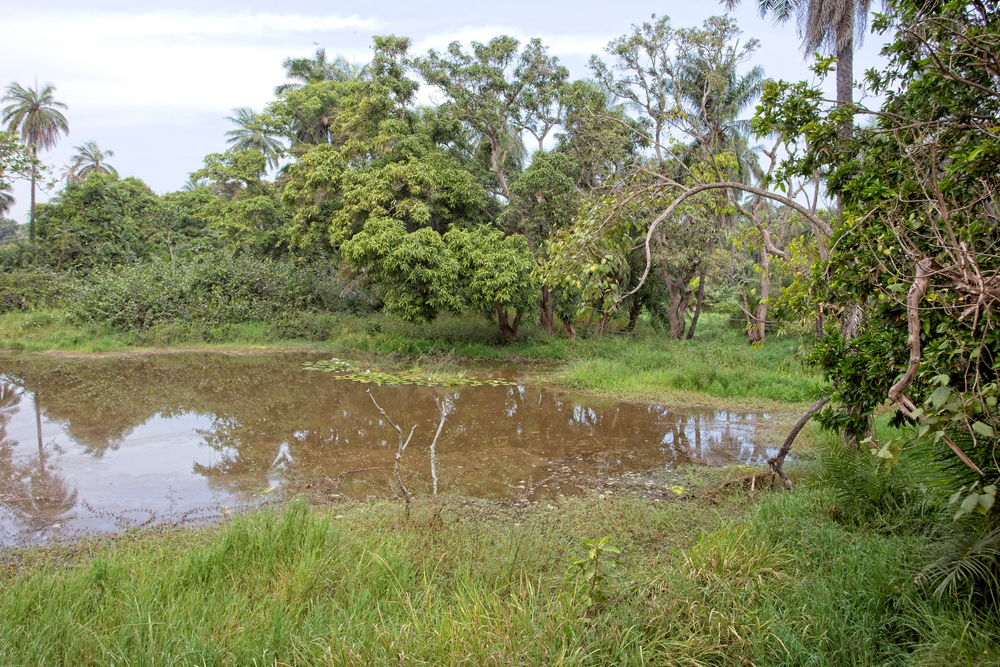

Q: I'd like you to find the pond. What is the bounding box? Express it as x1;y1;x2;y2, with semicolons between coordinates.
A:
0;353;779;544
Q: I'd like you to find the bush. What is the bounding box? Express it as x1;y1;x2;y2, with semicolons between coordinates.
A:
70;252;378;333
0;269;79;313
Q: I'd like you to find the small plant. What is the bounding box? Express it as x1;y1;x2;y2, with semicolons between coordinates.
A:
564;536;624;611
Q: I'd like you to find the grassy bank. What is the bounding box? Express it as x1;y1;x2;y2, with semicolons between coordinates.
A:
0;310;822;408
2;459;997;666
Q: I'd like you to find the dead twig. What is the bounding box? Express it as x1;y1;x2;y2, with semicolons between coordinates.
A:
367;389;417;516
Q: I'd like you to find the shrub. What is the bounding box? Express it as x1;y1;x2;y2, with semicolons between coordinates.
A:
70;252;378;333
0;269;79;313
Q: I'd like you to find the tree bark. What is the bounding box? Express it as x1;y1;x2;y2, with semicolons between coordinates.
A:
562;319;576;339
686;263;708;340
496;304;520;341
538;285;554;335
836;37;854;137
625;298;643;332
677;285;692;338
662;267;695;339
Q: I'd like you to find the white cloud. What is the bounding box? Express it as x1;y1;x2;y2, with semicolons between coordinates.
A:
413;25;609;59
0;10;378;118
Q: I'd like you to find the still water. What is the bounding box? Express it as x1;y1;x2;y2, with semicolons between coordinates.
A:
0;353;777;543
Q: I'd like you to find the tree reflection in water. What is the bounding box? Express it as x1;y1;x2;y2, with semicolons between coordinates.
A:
0;382;78;532
0;354;771;516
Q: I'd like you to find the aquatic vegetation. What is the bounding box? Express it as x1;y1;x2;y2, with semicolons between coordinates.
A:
302;358;517;387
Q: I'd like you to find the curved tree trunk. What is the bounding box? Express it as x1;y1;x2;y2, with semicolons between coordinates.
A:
496;304;521;341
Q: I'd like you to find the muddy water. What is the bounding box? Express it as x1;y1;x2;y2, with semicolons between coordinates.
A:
0;353;777;543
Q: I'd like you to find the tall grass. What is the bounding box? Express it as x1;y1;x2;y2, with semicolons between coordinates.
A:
2;478;997;666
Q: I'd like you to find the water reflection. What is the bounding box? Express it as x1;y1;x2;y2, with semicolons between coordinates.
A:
0;353;776;542
0;383;79;536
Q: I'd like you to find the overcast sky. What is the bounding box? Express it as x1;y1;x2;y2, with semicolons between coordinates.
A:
1;0;889;222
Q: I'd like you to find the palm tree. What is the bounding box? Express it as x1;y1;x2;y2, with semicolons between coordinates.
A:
1;82;69;240
677;52;768;339
274;48;367;95
224;107;285;170
679;56;766;183
724;0;877;115
70;141;117;179
59;163;80;185
180;174;209;192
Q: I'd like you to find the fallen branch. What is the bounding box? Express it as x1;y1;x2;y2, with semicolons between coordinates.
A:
768;396;831;488
368;389;417;515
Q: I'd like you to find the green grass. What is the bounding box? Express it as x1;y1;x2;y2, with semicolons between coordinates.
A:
2;463;997;667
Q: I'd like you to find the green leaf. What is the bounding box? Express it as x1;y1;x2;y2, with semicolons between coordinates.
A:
972;421;995;438
930;386;951;409
961;494;980;514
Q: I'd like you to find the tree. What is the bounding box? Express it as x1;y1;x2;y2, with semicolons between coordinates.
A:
1;82;68;240
34;174;160;268
224;107;285;170
723;0;879;120
576;16;766;338
193;150;287;255
275;48;366;95
69;141;118;179
415;37;568;207
341;218;463;322
753;0;1000;488
282;40;488;258
446;226;537;340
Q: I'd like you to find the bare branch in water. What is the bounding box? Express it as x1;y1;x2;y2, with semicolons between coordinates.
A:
429;398;449;497
367;389;417;515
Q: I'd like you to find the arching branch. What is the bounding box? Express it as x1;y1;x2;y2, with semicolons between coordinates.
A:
623;181;832;300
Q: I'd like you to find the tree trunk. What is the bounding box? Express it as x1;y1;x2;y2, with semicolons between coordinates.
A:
677;287;692;339
625;299;643;332
686;263;708;340
663;264;698;339
29;146;37;242
496;304;520;341
814;306;825;339
748;251;769;344
538;285;553;335
562;319;576;339
729;242;736;285
768;396;830;487
836;37;854;137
